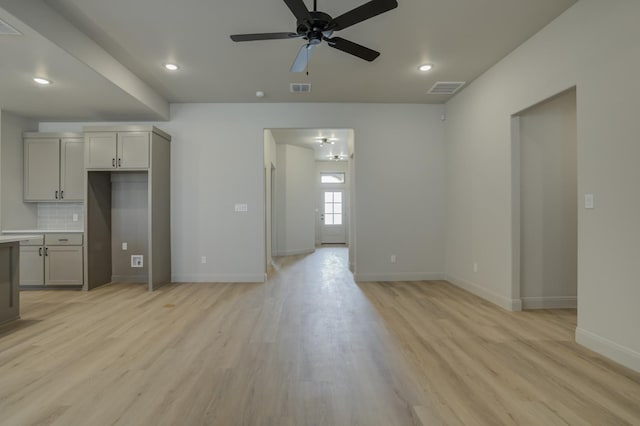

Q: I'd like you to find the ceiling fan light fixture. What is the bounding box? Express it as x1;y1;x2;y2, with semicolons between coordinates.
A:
418;64;433;72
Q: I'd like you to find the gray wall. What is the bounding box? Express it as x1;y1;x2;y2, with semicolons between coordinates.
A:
111;172;148;282
519;90;577;308
0;111;38;230
40;103;447;283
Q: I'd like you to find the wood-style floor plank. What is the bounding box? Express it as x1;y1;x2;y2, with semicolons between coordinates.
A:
0;247;639;425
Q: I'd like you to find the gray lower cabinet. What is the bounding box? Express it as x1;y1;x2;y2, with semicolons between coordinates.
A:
19;234;83;287
19;246;45;286
45;246;83;286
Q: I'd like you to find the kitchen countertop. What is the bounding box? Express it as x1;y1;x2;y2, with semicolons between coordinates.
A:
2;229;84;234
0;235;44;244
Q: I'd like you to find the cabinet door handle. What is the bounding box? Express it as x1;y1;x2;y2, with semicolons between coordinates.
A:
112;158;116;167
118;158;122;167
55;190;59;199
39;247;42;257
60;190;64;199
45;247;49;256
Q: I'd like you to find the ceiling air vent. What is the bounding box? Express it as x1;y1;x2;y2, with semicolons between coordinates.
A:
428;81;466;95
0;18;21;35
290;83;312;94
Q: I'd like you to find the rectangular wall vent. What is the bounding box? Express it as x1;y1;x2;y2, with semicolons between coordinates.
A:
0;18;21;35
290;83;312;94
428;81;466;95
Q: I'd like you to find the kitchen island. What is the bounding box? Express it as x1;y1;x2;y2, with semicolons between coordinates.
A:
0;235;41;324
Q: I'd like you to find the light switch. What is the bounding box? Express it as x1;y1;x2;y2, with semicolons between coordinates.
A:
234;203;248;212
122;242;128;251
72;213;79;222
584;193;595;209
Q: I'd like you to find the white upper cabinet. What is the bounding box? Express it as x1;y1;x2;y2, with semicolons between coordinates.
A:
24;134;84;202
85;131;149;170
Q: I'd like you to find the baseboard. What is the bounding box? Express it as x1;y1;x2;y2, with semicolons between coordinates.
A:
111;275;148;283
171;273;265;283
522;296;577;309
354;273;445;282
576;327;640;373
273;248;315;256
445;274;522;312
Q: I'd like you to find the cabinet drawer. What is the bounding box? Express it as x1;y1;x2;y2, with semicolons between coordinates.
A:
19;236;44;246
45;233;83;246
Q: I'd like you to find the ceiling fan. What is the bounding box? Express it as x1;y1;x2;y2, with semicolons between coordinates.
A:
230;0;398;72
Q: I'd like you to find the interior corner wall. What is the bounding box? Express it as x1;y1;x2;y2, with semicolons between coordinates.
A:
1;111;38;230
519;90;577;309
275;144;315;256
264;130;277;265
40;102;446;284
444;0;640;371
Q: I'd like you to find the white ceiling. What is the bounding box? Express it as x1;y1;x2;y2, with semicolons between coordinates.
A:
270;128;353;161
0;0;577;120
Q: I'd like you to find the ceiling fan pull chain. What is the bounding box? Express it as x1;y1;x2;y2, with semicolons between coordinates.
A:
306;43;310;76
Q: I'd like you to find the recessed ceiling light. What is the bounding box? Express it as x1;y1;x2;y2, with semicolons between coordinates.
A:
418;64;433;72
164;63;179;71
33;77;52;85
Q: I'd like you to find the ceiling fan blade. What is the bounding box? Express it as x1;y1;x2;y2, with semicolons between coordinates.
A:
290;43;317;72
230;32;301;42
328;0;398;31
283;0;312;24
325;37;380;61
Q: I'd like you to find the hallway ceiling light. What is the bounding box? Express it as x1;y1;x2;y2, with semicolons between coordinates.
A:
316;137;337;145
418;64;433;72
33;77;52;85
164;63;180;71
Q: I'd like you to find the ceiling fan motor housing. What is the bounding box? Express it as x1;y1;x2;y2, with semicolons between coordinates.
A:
298;11;333;42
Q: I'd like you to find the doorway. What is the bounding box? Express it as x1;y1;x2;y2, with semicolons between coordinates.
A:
264;128;355;276
514;88;577;309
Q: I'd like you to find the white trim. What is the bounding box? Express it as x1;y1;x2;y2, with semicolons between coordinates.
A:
354;273;445;282
576;327;640;373
522;296;577;309
172;274;265;283
445;274;522;311
274;248;315;256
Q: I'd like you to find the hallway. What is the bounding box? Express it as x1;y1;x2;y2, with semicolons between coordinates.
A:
0;247;639;425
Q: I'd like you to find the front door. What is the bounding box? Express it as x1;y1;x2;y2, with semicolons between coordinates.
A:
321;190;346;244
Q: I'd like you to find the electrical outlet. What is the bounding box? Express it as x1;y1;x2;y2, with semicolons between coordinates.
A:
234;203;248;212
131;255;143;268
390;255;397;264
473;263;478;273
122;242;128;251
201;256;207;264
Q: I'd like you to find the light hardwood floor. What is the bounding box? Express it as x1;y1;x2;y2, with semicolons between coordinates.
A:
1;247;639;425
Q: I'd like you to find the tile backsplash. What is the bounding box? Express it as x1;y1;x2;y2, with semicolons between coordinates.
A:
37;203;84;230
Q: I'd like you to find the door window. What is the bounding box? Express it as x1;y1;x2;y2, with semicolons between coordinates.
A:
324;192;343;225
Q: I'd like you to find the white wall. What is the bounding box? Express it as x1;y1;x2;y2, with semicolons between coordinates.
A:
40;102;447;283
1;111;38;230
445;0;640;371
275;144;315;256
519;90;577;309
